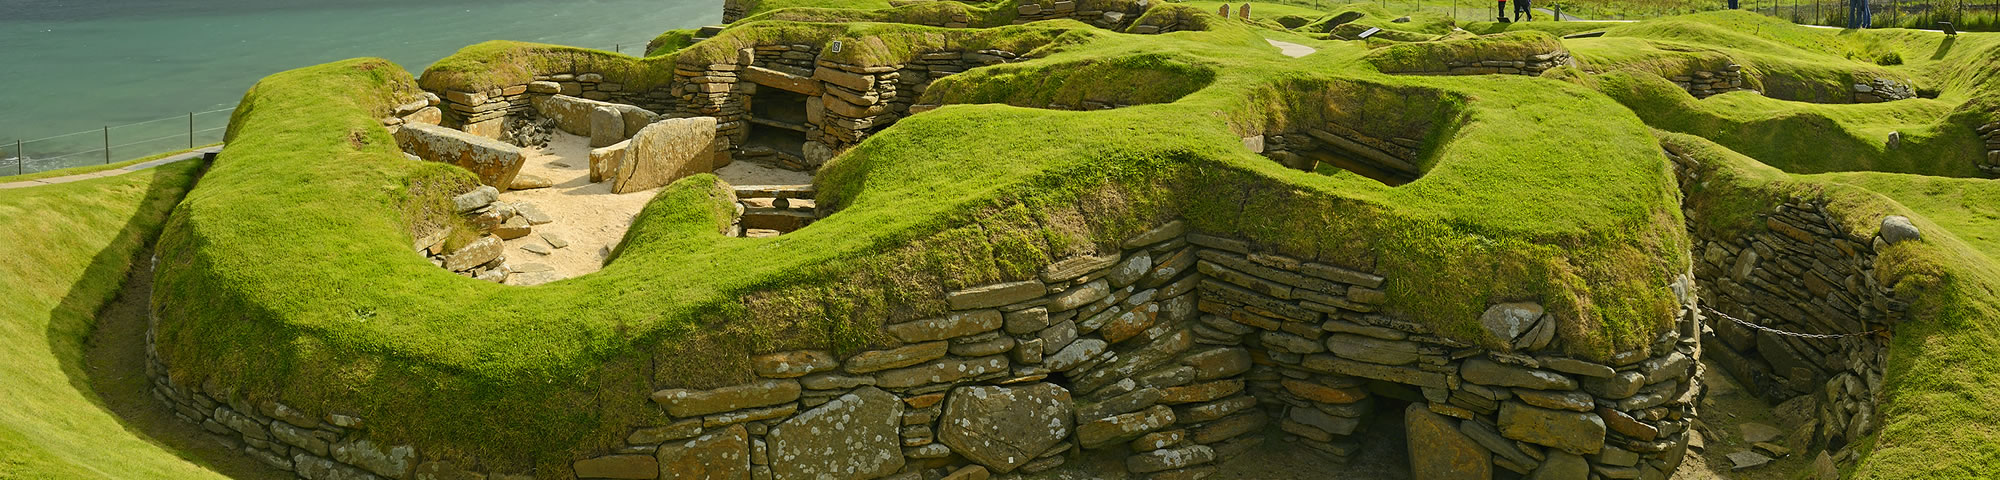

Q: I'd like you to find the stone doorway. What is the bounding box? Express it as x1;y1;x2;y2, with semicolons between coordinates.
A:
746;86;811;165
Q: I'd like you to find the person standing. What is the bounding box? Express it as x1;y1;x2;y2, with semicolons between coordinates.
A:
1515;0;1533;21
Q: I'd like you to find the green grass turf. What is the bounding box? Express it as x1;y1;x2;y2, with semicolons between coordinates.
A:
0;161;215;479
151;15;1696;468
107;2;2000;477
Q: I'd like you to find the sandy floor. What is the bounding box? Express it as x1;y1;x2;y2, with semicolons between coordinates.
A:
499;133;812;282
498;133;658;280
716;156;812;186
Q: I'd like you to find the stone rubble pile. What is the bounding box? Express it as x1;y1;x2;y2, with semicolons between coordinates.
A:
412;186;563;286
503;110;558;149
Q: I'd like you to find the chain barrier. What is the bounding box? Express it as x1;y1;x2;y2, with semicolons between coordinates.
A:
1701;306;1883;340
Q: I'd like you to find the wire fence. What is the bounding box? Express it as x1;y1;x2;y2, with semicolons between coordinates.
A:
2;39;660;178
2;107;236;177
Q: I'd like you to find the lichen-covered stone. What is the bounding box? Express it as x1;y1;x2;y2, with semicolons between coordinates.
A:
657;423;750;480
1078;404;1175;448
651;380;801;417
752;350;837;379
397;124;526;189
948;280;1047;309
614;117;717;194
886;310;1003;343
573;455;658;479
767;387;904;480
844;341;949;374
938;383;1075;473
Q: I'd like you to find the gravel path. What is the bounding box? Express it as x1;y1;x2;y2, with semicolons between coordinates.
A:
1266;38;1317;58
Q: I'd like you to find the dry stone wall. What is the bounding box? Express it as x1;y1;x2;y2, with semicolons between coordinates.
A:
676;43;1025;170
1669;65;1748;99
1850;77;1915;104
152;217;1702;480
1665;145;1896;457
1014;0;1147;30
1390;51;1573;77
1976;118;2000;175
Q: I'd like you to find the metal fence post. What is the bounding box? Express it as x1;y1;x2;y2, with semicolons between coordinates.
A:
14;140;21;176
189;112;196;149
103;126;110;164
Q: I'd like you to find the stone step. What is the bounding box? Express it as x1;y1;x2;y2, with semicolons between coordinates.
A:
741;210;815;231
735;184;816;199
741;197;817;211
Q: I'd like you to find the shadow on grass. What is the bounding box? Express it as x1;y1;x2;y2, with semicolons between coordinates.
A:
39;159;288;480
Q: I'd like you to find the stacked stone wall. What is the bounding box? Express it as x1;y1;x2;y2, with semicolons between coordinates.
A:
1670;65;1747;99
1014;0;1146;30
1665;145;1895;458
153;217;1701;480
1850;77;1915;104
1391;51;1573;77
435;71;678;141
1976;117;1999;175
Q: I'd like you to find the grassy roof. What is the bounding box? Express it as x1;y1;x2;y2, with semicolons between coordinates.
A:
143;4;2000;479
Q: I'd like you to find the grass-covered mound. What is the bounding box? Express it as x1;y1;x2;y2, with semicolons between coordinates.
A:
153;14;1694;471
0;161;214;478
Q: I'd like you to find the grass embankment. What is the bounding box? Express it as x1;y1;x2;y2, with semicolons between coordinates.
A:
1666;131;2000;479
155;14;1689;471
0;161;219;479
1562;11;1999;178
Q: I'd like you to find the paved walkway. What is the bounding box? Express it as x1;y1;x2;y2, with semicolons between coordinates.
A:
1265;38;1317;58
0;147;217;190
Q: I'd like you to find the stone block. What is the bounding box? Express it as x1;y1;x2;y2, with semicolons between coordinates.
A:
948;280;1047;310
657;424;750;479
613;117;718;194
938;383;1074;473
650;380;802;417
590;106;626;147
767;387;903;480
1499;402;1606;455
395;123;526;189
1406;404;1491;480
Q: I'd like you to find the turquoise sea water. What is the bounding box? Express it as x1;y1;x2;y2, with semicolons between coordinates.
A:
0;0;717;173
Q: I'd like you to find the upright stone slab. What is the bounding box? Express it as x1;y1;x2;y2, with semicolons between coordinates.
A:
613;117;718;194
590;106;626;148
938;383;1076;473
532;94;658;137
1405;404;1491;480
394;123;526;190
590;140;629;184
767;386;903;480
